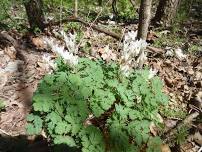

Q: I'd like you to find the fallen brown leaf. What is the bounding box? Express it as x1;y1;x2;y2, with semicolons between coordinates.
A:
4;46;16;60
147;46;164;54
32;37;46;49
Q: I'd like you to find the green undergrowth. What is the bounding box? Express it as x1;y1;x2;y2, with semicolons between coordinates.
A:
153;31;201;54
0;99;5;111
153;31;186;48
161;106;187;119
27;57;169;152
0;0;28;31
175;125;189;145
111;0;138;19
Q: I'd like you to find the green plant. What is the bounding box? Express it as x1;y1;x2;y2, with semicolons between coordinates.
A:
161;106;187;119
153;33;185;48
0;0;11;21
175;126;189;145
113;0;138;19
175;0;193;24
0;99;5;111
188;44;201;53
27;57;169;152
0;0;28;31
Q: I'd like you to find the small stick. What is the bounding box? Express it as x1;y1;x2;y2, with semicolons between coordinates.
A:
46;17;121;40
0;128;10;136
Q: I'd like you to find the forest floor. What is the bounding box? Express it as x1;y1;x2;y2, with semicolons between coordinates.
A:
0;5;202;152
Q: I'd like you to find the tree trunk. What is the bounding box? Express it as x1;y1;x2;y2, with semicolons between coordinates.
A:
24;0;45;31
74;0;78;18
153;0;181;27
137;0;152;40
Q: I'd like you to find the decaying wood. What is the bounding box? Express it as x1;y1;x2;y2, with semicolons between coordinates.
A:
78;19;121;40
0;128;10;136
46;17;122;40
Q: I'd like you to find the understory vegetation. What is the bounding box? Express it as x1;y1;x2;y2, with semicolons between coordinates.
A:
0;0;201;152
27;57;168;152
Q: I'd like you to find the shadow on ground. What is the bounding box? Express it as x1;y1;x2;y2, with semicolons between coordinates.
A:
0;135;79;152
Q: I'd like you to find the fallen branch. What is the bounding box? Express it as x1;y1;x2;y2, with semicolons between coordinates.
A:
146;46;164;53
46;17;122;40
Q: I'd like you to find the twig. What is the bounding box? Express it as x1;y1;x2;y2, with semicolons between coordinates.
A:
78;18;121;40
46;17;121;40
0;128;10;136
146;46;164;53
46;0;122;40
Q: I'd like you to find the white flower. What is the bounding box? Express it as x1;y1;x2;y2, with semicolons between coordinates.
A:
165;46;174;57
174;48;186;60
61;31;78;54
42;53;56;70
62;51;78;65
101;45;117;61
136;50;147;68
124;31;137;42
120;31;148;76
42;53;51;63
43;36;78;66
120;64;131;77
148;68;158;79
109;14;114;20
52;44;65;55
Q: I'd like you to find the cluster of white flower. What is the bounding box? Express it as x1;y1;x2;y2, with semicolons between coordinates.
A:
120;31;148;76
165;47;187;61
43;31;78;66
61;31;78;54
148;68;158;79
42;53;56;72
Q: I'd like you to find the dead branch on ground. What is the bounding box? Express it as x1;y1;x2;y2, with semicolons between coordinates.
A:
45;17;122;40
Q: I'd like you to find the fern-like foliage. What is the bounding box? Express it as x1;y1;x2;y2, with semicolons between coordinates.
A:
27;57;169;152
